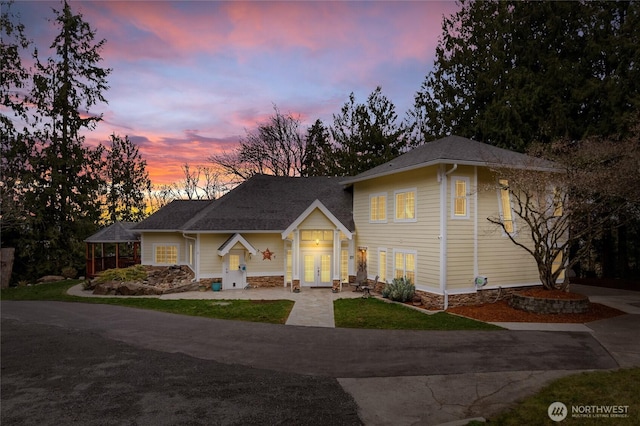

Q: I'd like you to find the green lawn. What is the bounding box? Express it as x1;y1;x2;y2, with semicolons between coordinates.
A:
334;298;502;330
0;280;293;324
2;281;500;330
481;368;640;425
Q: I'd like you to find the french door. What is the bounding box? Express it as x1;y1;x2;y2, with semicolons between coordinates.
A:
301;252;332;287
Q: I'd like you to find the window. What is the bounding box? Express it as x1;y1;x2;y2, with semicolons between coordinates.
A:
229;254;240;271
499;179;514;234
552;187;563;217
378;249;387;282
452;177;469;218
394;250;416;283
369;194;387;222
155;245;177;264
341;250;349;283
300;230;333;242
395;189;416;221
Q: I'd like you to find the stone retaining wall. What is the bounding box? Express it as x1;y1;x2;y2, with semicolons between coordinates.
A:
509;293;590;314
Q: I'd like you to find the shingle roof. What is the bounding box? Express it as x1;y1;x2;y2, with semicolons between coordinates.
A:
341;135;559;184
184;174;354;232
85;221;140;243
133;199;213;231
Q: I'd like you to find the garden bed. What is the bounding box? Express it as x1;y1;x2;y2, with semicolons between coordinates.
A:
509;288;590;314
447;299;624;323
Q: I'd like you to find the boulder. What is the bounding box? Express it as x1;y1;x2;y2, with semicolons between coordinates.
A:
37;275;66;283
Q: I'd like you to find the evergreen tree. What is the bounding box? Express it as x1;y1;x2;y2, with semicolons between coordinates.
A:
331;87;407;176
412;0;640;150
103;134;151;223
302;119;334;176
2;0;111;279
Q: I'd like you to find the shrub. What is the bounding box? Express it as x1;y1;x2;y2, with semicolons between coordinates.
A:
96;265;147;283
61;266;78;279
381;277;415;302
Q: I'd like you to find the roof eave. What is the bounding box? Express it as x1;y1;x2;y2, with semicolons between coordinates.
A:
341;159;562;185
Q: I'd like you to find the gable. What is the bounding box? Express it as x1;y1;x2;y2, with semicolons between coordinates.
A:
281;199;353;239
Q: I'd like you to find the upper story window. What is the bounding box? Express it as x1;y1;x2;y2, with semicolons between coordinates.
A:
395;189;416;222
301;230;333;242
369;193;387;222
498;179;515;234
452;177;469;219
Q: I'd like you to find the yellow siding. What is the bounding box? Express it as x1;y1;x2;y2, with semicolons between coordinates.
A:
141;233;185;265
198;234;226;276
446;166;475;290
242;234;286;275
199;233;285;279
299;209;334;229
353;167;440;290
476;168;540;286
354;164;542;294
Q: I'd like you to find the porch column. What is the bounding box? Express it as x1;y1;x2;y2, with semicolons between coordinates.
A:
292;229;300;282
333;229;340;281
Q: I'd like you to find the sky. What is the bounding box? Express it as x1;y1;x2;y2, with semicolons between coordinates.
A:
8;0;460;185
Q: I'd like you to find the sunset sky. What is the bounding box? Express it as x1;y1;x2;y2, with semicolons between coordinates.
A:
10;1;460;184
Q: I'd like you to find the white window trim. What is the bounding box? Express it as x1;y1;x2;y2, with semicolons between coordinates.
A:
393;188;417;223
451;176;470;219
153;243;179;265
496;179;517;236
369;192;388;223
392;248;417;283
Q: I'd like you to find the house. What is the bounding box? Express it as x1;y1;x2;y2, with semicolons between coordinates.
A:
133;176;355;291
133;136;560;308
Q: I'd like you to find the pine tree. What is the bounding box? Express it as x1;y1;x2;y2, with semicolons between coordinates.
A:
103;134;151;223
2;0;111;279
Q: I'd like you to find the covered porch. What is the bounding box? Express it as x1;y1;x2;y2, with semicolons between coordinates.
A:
85;222;141;278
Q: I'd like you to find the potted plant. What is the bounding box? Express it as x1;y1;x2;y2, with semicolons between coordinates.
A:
211;280;222;292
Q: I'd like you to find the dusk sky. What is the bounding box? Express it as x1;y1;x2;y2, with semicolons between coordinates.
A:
10;1;460;184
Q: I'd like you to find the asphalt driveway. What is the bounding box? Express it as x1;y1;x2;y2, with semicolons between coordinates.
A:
1;299;634;425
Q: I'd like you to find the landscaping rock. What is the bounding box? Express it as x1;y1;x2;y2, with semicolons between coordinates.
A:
37;275;66;283
92;266;195;296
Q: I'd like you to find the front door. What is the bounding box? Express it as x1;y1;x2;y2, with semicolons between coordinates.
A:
224;250;245;289
301;252;332;287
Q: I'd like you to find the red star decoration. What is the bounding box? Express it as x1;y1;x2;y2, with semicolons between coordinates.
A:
262;248;273;260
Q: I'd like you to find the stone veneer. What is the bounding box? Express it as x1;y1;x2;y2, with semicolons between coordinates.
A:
509;293;590;314
360;279;543;310
247;275;285;288
413;286;543;310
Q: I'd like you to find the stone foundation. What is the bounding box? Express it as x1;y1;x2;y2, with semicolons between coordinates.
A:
409;286;543;310
247;275;284;288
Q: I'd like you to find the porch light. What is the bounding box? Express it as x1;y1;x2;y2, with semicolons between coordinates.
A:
315;238;320;246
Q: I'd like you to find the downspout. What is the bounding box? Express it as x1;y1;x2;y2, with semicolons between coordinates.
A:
439;163;458;310
183;234;198;282
473;166;479;279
